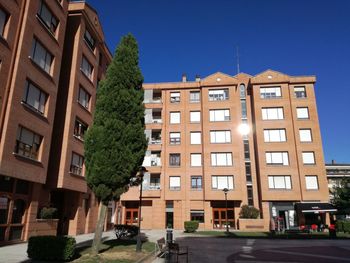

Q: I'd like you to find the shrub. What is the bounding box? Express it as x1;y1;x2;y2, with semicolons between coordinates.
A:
39;207;58;219
336;220;344;232
184;221;199;233
114;224;139;239
27;236;76;261
239;205;260;219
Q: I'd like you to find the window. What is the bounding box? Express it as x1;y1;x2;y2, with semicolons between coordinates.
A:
15;126;42;160
268;176;292;189
78;87;90;110
169;132;180;145
209;89;229;101
169;176;180;190
37;0;58;33
264;129;286;142
31;38;53;74
190;91;200;102
170;112;180;124
190;210;204;223
305;176;319;190
81;56;93;80
22;80;47;114
212;176;234;190
294;86;306;98
302;152;315;165
169;153;180;166
241;99;247;119
84;30;95;50
209;109;230;122
299;129;312;142
239;84;246;98
211;153;232;166
190;132;201;144
260;86;281;99
170;92;180;103
74;118;88;140
150;174;160;189
70;152;84;176
245;163;252;183
191;153;202;167
190;111;200;123
297;107;309;119
262;107;284;120
247;185;254;206
0;8;8;37
191;176;202;189
210;130;231;143
265;152;289;166
244;140;250;160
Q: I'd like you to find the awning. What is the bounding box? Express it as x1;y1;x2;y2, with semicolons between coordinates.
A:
295;202;337;213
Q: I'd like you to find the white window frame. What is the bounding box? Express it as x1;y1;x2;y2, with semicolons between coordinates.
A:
170;92;180;103
190;111;201;123
260;86;282;99
305;176;319;190
262;107;284;120
294;86;307;98
211;153;233;166
169;176;181;190
264;129;286;142
209;109;230;122
265;152;289;166
302;152;315;165
190;132;201;145
297;107;309;119
299;129;312;142
210;130;231;143
268;176;292;189
191;153;202;167
190;91;200;102
170;112;181;124
212;176;234;190
169;132;180;145
208;89;229;101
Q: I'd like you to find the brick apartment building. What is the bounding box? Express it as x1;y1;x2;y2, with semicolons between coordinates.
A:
119;70;332;231
0;0;111;244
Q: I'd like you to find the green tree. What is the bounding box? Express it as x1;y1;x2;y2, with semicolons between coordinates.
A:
84;34;147;255
332;177;350;216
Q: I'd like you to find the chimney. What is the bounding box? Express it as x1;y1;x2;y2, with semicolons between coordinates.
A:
182;74;187;82
195;74;201;82
332;159;336;165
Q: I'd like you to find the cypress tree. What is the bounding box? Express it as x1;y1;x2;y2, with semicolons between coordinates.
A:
84;34;147;255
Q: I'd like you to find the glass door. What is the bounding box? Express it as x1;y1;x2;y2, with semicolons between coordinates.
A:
125;208;138;225
212;208;235;229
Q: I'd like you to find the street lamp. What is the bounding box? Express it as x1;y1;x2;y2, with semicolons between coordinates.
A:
136;166;147;252
223;188;229;233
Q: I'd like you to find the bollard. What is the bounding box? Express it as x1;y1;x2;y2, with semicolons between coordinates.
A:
166;229;173;244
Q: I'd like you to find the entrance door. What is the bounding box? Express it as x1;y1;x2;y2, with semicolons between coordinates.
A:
166;212;173;228
125;208;138;225
213;208;234;229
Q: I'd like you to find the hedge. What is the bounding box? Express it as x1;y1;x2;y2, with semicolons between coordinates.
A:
336;220;350;233
27;236;76;261
239;205;260;219
184;221;199;233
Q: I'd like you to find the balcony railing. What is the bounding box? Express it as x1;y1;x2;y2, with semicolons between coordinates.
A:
15;140;39;160
150;138;162;145
70;165;83;176
149;184;161;190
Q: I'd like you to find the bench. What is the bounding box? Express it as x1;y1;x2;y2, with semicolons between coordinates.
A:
168;242;188;263
155;237;167;257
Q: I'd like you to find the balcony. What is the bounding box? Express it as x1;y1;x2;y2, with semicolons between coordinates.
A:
145;109;162;124
144;90;162;104
149;130;162;145
143;151;161;167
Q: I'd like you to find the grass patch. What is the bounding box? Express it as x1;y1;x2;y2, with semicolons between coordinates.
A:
73;239;155;263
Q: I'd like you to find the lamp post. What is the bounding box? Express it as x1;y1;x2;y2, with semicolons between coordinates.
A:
136;166;147;252
223;188;229;233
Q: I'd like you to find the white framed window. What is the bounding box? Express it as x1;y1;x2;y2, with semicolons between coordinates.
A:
302;152;315;165
208;89;229;101
190;111;200;123
268;176;292;189
170;112;180;124
299;129;312;142
209;109;230;122
190;132;201;145
0;8;8;37
22;80;47;114
169;176;181;190
191;153;202;167
170;132;180;145
211;153;232;166
212;176;234;190
260;86;281;99
170;92;180;103
81;56;93;80
190;91;200;102
262;107;284;120
264;129;286;142
305;176;319;190
266;152;289;166
294;86;307;98
78;87;90;110
297;107;309;119
210;130;231;143
31;38;53;74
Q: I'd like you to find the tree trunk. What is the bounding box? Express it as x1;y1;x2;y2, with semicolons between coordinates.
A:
91;202;108;255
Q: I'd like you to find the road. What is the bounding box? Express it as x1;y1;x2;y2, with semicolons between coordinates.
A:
174;237;350;263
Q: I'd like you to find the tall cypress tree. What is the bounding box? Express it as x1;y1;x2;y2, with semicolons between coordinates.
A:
84;34;147;255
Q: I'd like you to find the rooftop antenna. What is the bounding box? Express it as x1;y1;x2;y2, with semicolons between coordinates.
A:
236;45;240;74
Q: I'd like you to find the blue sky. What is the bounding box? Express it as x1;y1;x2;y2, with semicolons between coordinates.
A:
86;0;350;163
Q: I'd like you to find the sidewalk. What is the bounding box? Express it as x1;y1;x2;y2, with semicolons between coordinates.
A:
0;229;193;263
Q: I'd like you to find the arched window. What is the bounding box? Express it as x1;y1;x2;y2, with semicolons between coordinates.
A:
239;84;246;98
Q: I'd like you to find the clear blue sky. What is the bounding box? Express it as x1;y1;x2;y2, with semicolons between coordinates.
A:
86;0;350;163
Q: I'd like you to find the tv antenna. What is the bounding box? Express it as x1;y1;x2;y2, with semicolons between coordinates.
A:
236;46;240;75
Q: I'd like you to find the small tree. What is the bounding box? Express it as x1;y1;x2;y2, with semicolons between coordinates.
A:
332;177;350;216
84;34;147;255
239;205;260;219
